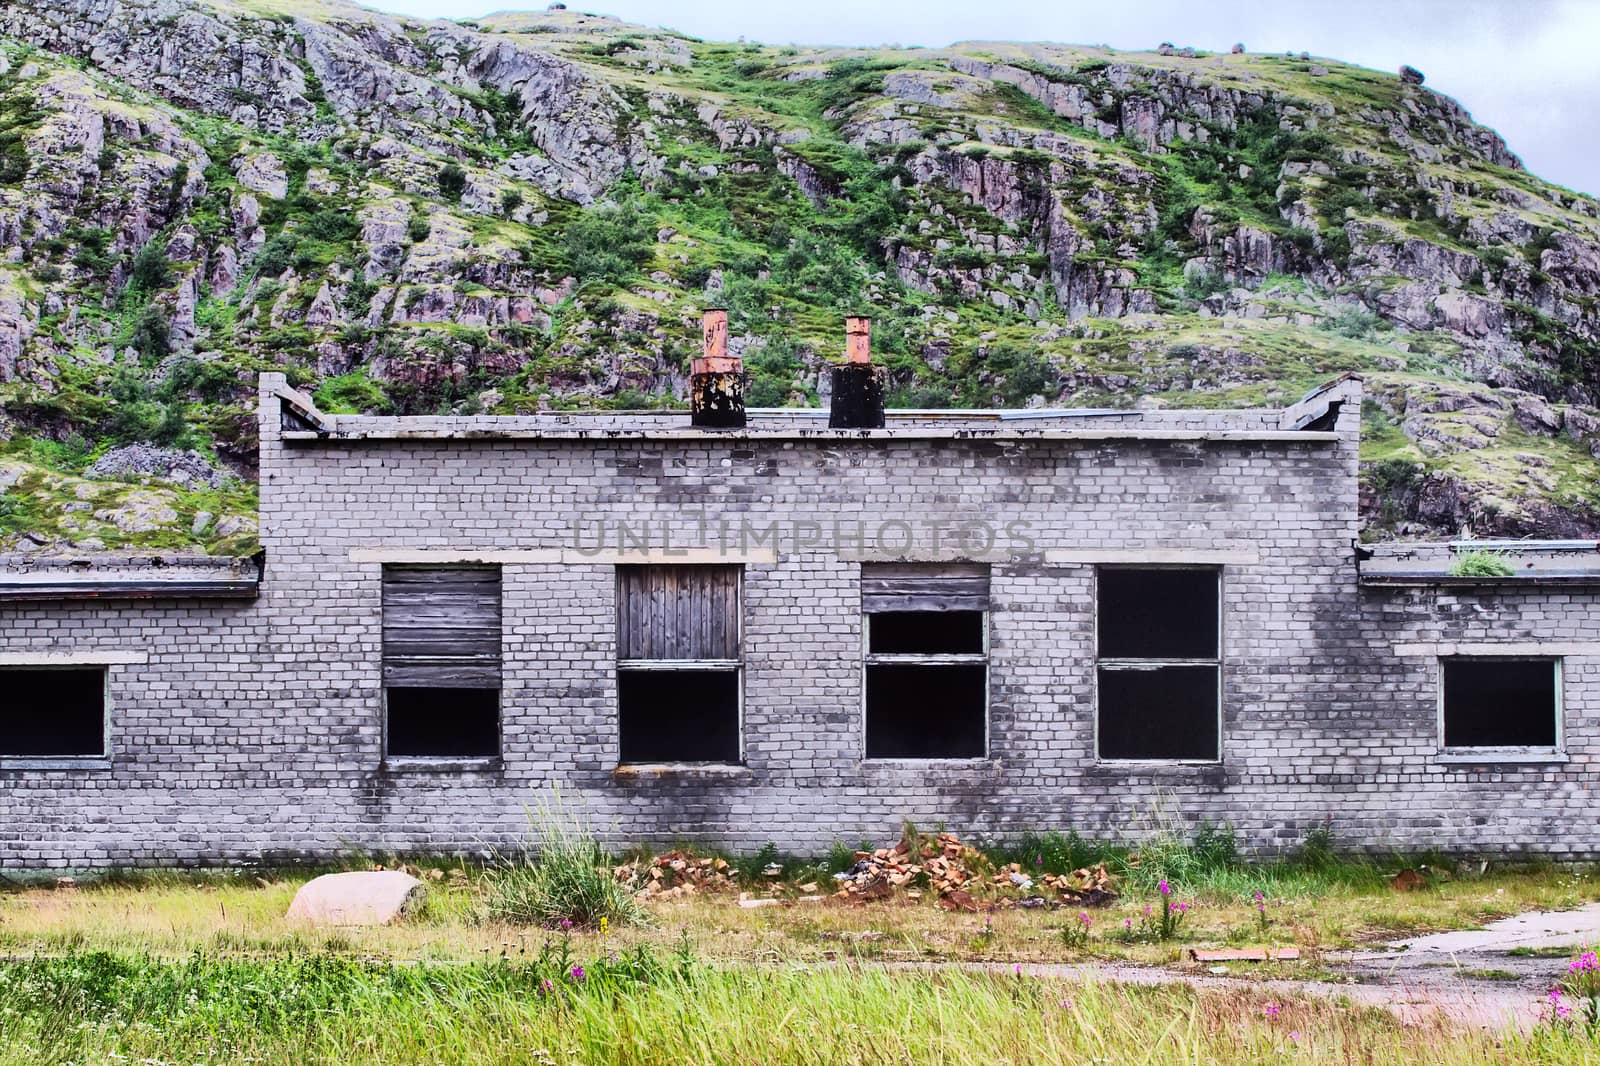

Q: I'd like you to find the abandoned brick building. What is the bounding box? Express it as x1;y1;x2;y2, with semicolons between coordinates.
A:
4;316;1599;868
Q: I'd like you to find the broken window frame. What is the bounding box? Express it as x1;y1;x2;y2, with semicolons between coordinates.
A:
1437;655;1564;759
860;564;991;762
380;564;504;767
615;564;744;766
1094;565;1223;764
0;665;111;768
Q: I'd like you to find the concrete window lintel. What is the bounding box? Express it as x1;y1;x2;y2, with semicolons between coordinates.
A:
351;548;778;565
1397;642;1600;657
0;651;148;666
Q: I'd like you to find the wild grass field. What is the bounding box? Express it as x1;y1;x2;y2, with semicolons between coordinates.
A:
4;822;1600;1064
3;952;1596;1066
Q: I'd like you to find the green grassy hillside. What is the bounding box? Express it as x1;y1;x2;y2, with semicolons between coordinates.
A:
2;0;1600;550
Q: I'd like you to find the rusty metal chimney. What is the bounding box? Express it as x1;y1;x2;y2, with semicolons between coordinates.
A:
690;308;745;428
829;314;886;429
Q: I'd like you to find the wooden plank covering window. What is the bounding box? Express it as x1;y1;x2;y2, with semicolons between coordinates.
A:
382;566;502;689
617;565;740;662
861;563;990;614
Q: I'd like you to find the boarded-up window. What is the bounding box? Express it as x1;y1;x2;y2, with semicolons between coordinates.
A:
1441;658;1560;750
0;668;105;758
863;564;989;759
616;565;741;763
1097;567;1220;761
382;566;501;759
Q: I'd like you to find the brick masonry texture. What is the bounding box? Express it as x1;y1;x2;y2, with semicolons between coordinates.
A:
3;374;1596;868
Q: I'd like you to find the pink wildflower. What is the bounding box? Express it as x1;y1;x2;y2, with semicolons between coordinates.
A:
1158;879;1172;896
1078;911;1091;927
570;965;585;982
1263;1003;1281;1019
1288;1030;1302;1041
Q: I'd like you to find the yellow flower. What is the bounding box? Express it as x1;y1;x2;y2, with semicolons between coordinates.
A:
599;917;609;935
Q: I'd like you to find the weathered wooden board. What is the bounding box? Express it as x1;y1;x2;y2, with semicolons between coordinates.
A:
617;565;739;661
382;566;501;688
1189;948;1300;962
862;564;990;613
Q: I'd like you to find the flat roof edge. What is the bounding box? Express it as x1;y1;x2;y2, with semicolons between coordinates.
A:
280;428;1343;445
1360;573;1600;588
0;554;261;601
0;581;261;602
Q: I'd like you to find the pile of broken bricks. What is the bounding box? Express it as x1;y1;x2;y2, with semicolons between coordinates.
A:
615;851;740;900
830;833;1119;911
612;833;1120;910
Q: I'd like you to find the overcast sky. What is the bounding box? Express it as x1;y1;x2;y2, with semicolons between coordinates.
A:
366;0;1600;197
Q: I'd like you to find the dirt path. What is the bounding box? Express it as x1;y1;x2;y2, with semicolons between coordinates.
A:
884;905;1600;1031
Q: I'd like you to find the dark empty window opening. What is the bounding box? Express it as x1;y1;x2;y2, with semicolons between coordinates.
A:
862;565;990;759
618;670;741;763
1441;658;1559;750
381;566;502;761
386;688;501;758
0;667;106;759
1097;666;1220;761
866;662;987;758
868;611;984;654
617;565;742;764
1097;567;1220;761
1097;568;1219;659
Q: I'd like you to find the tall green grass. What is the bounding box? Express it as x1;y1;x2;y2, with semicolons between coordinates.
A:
481;796;649;929
987;819;1390;899
0;951;1590;1065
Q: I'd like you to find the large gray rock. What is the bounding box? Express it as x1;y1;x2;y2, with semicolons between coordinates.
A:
286;871;427;926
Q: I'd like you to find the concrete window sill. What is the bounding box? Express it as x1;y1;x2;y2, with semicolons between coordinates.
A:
1434;752;1570;766
0;757;112;771
861;758;999;771
613;763;753;783
381;757;503;773
1094;759;1223;770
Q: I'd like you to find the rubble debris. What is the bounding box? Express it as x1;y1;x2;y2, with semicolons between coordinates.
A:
832;831;1118;908
833;832;982;903
1390;869;1425;892
615;851;737;900
1038;863;1118;907
938;889;980;912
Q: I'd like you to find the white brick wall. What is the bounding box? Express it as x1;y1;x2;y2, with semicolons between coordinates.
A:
3;375;1595;867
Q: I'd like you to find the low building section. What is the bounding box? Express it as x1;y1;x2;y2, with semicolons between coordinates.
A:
2;358;1597;866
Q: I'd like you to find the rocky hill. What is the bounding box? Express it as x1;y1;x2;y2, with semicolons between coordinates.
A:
2;0;1600;553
